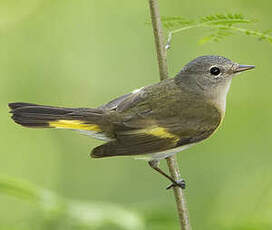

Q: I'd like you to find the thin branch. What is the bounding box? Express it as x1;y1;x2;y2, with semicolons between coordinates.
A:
148;0;191;229
166;156;191;230
165;31;172;50
148;0;168;81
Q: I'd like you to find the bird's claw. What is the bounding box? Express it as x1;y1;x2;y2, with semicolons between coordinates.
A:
166;179;186;190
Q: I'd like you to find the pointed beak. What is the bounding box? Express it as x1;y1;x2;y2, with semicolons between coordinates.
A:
233;64;255;73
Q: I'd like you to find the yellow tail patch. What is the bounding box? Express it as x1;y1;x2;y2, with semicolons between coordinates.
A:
49;120;101;132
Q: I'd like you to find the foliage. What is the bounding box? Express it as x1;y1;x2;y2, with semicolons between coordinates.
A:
0;175;144;230
2;175;271;230
162;13;272;46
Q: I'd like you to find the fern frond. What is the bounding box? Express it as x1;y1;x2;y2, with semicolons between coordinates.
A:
199;28;233;45
161;12;272;50
161;16;194;29
200;13;253;25
234;27;272;43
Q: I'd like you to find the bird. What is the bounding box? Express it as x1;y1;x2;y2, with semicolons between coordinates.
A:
8;55;255;189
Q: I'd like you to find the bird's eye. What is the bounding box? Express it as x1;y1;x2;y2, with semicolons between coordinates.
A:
210;67;221;76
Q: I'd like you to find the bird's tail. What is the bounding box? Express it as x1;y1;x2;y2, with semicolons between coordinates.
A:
8;102;105;133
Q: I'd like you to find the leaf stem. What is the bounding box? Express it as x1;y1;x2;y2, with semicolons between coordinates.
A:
170;18;252;34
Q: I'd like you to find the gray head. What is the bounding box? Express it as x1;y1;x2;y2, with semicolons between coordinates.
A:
177;56;255;91
176;55;255;111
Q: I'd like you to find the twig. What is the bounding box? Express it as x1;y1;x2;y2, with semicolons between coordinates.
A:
148;0;168;81
148;0;191;229
165;32;172;50
166;156;191;230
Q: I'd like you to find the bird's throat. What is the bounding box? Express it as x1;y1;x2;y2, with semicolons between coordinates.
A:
209;79;232;115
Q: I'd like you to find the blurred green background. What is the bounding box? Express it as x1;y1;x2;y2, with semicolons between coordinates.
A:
1;0;272;229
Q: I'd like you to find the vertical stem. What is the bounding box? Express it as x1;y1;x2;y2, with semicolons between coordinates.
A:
148;0;168;81
148;0;191;229
167;156;191;230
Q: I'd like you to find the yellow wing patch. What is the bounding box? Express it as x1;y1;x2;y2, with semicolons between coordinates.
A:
126;126;179;142
49;120;101;132
145;127;179;140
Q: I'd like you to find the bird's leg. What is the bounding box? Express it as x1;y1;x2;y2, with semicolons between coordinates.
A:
148;160;185;190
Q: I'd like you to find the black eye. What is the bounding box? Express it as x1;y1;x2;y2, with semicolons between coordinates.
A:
210;67;221;76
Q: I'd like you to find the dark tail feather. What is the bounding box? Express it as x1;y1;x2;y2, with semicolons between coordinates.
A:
8;102;39;110
8;102;104;128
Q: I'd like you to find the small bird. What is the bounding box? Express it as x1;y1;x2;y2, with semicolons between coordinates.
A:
9;55;255;189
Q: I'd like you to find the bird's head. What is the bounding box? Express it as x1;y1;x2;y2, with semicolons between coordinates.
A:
177;55;255;92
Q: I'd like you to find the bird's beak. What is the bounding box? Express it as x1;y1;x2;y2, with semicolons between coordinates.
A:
233;64;255;73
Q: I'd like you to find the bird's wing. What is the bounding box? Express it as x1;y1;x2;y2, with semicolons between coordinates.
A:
91;80;221;158
91;85;178;157
98;93;132;110
91;133;178;158
91;109;219;158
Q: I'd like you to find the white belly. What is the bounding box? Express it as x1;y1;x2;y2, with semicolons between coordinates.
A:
135;144;194;161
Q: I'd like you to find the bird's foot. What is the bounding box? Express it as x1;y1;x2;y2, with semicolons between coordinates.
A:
166;178;186;190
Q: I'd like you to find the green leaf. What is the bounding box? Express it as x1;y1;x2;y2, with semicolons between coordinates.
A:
200;13;253;25
0;175;43;202
161;16;194;29
199;28;233;45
